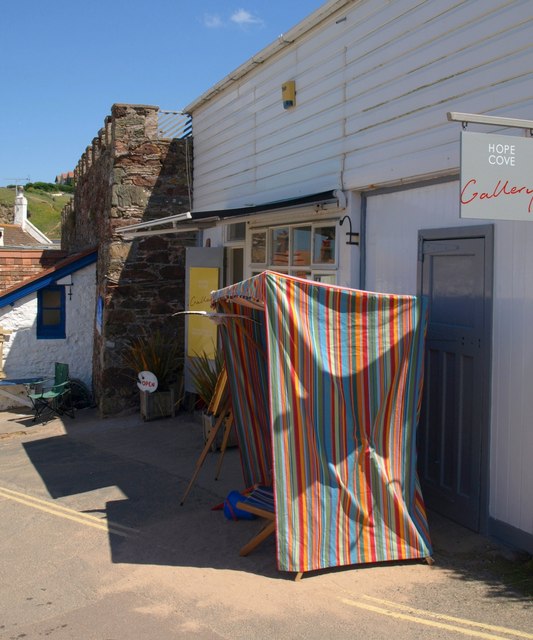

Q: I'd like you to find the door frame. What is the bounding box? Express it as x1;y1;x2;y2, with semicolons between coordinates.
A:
417;224;494;534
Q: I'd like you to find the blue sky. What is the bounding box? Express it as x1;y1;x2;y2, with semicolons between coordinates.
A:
0;1;326;185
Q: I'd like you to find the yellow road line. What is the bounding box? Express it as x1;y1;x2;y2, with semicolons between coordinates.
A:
0;486;138;533
341;598;529;640
362;595;533;639
0;486;138;538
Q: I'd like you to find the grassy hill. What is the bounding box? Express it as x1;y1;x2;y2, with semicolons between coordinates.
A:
0;186;71;241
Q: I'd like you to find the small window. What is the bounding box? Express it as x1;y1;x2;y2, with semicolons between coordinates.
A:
313;226;336;265
37;286;65;339
292;226;311;266
227;222;246;242
271;227;289;266
251;231;267;264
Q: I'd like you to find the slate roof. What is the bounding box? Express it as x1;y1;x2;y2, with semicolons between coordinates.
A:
0;224;47;248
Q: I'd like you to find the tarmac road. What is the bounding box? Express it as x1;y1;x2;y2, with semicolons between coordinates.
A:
0;407;531;639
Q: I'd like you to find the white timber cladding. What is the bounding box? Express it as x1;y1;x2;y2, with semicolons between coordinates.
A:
365;181;533;539
0;264;96;408
188;0;533;543
190;0;532;211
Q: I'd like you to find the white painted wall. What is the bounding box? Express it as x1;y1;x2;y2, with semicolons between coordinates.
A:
0;264;96;408
186;0;533;543
365;181;533;539
190;0;531;211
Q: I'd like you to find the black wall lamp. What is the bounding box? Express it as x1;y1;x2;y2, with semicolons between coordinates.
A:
339;216;359;246
56;275;74;300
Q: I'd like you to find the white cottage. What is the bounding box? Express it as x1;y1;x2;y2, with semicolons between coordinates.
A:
176;0;533;553
0;249;97;409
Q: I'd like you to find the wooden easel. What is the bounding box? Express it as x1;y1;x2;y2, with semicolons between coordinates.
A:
180;367;235;505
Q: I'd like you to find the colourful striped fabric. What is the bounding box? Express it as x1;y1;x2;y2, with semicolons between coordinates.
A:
212;271;432;573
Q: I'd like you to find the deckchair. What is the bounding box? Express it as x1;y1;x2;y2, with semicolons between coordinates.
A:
235;486;303;580
28;363;75;423
235;486;276;554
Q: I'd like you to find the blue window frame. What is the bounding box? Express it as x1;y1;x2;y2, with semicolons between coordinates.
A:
37;286;66;339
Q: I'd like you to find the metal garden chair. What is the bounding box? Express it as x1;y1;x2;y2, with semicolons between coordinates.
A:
28;362;75;423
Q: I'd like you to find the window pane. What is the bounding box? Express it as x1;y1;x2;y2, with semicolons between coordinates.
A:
271;228;289;266
42;290;61;307
315;274;337;285
313;226;336;264
37;286;65;340
227;222;246;241
43;310;61;325
292;270;311;280
292;227;311;266
251;232;266;264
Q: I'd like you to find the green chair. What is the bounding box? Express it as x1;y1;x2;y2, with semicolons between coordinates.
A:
28;363;75;423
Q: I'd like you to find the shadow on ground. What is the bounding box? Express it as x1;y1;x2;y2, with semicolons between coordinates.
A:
7;407;531;598
427;510;533;602
19;408;284;580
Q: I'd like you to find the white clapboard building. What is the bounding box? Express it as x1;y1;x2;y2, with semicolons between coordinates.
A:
165;0;532;553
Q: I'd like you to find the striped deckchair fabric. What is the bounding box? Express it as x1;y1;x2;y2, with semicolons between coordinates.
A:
241;485;275;513
212;271;432;574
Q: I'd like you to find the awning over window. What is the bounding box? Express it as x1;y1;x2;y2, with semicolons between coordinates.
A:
191;190;342;221
116;190;345;240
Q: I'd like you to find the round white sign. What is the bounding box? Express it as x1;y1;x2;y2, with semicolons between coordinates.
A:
137;371;158;393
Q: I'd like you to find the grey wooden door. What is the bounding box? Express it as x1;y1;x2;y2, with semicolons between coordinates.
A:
417;228;492;532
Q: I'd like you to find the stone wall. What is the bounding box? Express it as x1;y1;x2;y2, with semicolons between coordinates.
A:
62;104;197;415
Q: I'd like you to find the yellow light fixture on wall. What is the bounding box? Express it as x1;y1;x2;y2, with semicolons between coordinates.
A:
282;80;296;109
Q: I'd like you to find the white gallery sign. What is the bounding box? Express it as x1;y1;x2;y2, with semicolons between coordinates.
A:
460;131;533;220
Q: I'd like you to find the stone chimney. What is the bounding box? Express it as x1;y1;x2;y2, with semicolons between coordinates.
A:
14;186;28;229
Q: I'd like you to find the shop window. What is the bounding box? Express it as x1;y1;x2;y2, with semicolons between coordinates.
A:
37;286;65;339
248;221;338;281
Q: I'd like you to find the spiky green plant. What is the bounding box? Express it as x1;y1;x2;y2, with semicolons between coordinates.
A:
122;329;182;390
188;348;224;407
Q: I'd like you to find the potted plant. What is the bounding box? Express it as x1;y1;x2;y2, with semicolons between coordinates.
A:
188;349;224;409
122;329;184;420
188;349;227;448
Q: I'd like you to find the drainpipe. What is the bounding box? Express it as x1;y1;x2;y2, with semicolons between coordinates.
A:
359;194;367;290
